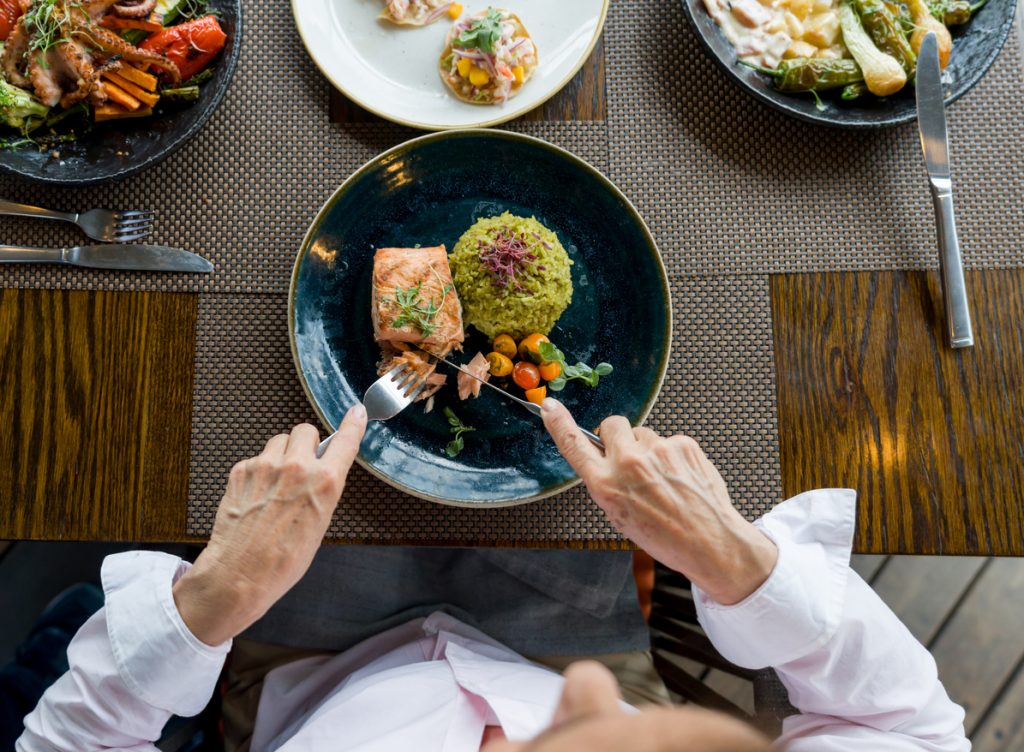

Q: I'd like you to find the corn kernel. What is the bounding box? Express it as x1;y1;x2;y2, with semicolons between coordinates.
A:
787;0;812;20
512;65;525;85
802;11;839;46
456;58;472;78
448;2;463;19
811;0;832;11
469;67;490;87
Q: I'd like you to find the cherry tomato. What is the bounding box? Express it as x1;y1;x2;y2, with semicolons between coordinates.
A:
486;351;513;377
538;361;561;382
518;333;549;363
140;15;227;82
492;334;517;359
524;385;547;406
512;361;541;391
0;0;23;42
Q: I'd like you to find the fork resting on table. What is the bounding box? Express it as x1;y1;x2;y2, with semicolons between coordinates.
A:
0;199;155;243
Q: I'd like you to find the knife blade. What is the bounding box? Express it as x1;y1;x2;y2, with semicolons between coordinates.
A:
916;32;974;349
0;244;214;273
429;352;605;450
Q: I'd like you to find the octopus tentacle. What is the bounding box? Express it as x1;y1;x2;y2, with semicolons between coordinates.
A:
75;24;181;81
28;49;63;107
112;0;157;18
2;18;31;87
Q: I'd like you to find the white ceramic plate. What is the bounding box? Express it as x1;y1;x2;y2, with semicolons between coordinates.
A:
292;0;609;130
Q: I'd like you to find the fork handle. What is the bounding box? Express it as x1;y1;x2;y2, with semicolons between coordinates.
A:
315;431;338;459
0;199;76;224
0;246;67;264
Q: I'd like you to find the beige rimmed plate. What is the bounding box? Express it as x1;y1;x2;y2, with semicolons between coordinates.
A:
291;0;608;130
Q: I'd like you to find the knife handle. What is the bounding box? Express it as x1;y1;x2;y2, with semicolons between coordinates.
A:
0;246;66;264
929;182;974;349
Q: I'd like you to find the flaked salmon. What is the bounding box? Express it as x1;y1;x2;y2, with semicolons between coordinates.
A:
372;246;465;406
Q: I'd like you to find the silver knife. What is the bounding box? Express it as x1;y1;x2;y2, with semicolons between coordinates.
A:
916;32;974;349
432;353;605;450
0;244;214;273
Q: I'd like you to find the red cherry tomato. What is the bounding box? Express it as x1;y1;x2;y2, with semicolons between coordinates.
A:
512;361;541;391
140;15;227;82
0;0;23;42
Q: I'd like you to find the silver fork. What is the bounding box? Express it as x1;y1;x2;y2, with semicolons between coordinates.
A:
0;199;155;243
315;364;427;458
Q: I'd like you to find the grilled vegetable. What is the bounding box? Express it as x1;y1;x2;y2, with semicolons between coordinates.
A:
884;1;914;33
928;0;986;25
140;15;227;82
851;0;917;77
841;81;870;100
0;79;48;132
907;0;953;69
159;85;200;102
742;58;863;92
0;0;21;41
839;0;907;96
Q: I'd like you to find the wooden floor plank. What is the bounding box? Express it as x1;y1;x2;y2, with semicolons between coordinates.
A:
870;556;987;645
850;554;889;584
928;558;1024;733
772;270;1024;556
971;658;1024;752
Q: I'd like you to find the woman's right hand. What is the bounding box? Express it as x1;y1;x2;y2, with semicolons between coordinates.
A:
540;399;777;605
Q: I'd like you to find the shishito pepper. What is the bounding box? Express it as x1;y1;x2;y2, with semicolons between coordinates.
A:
852;0;917;77
841;81;870;100
928;0;986;25
743;58;863;93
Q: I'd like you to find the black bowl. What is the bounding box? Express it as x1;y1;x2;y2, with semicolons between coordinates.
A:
680;0;1017;127
0;1;241;186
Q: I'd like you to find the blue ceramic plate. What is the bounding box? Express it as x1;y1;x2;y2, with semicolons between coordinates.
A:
289;130;672;507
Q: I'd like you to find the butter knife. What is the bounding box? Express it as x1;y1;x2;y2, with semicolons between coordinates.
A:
0;244;214;273
916;32;974;349
433;354;605;450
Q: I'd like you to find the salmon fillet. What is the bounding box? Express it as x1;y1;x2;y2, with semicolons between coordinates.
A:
372;246;464;404
372;246;464;355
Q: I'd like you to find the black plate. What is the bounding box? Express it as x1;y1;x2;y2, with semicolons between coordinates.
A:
0;1;241;186
680;0;1016;127
289;130;672;507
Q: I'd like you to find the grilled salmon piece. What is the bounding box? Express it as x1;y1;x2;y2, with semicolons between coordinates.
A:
371;245;464;355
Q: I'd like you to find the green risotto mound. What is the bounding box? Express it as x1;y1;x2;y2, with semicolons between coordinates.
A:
450;213;573;340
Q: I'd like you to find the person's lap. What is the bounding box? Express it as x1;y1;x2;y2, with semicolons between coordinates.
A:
223;546;667;751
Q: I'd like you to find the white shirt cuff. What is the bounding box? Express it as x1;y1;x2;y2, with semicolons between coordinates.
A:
102;551;232;716
694;489;857;669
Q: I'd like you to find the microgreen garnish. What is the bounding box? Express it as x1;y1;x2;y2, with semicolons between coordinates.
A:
23;0;69;64
538;342;613;391
478;226;543;294
455;7;504;54
444;407;476;458
391;266;452;338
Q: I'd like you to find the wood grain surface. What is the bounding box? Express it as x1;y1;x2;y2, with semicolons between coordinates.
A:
0;289;196;542
772;270;1024;556
329;38;606;124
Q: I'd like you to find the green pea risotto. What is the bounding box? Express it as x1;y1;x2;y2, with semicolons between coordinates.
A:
449;213;573;340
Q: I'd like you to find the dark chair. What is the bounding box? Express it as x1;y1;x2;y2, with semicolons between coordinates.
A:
649;563;796;737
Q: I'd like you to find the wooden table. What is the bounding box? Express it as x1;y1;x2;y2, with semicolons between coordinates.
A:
3;43;1022;556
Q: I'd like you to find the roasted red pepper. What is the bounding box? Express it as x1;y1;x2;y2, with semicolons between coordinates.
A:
140;15;226;82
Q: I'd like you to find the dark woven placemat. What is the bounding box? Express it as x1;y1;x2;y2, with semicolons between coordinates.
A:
186;276;780;541
604;2;1024;276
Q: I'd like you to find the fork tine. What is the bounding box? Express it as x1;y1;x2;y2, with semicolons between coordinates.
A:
115;217;155;229
111;230;153;243
405;380;428;402
116;210;155;220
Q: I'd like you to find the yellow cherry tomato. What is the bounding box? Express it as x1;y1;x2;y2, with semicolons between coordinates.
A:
486;351;513;377
447;2;463;18
524;385;547;406
538;360;561;382
512;361;541;391
518;333;550;363
492;334;517;359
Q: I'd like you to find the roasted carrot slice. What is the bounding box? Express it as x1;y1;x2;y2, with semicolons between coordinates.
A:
115;64;159;92
95;104;154;121
101;81;142;111
102;71;160;107
100;16;163;32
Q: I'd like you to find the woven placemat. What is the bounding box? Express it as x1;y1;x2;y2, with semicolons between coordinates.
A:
186;276;780;542
603;2;1024;276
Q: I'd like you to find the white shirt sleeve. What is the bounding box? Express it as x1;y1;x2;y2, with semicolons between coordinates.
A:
694;489;969;752
17;551;231;752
